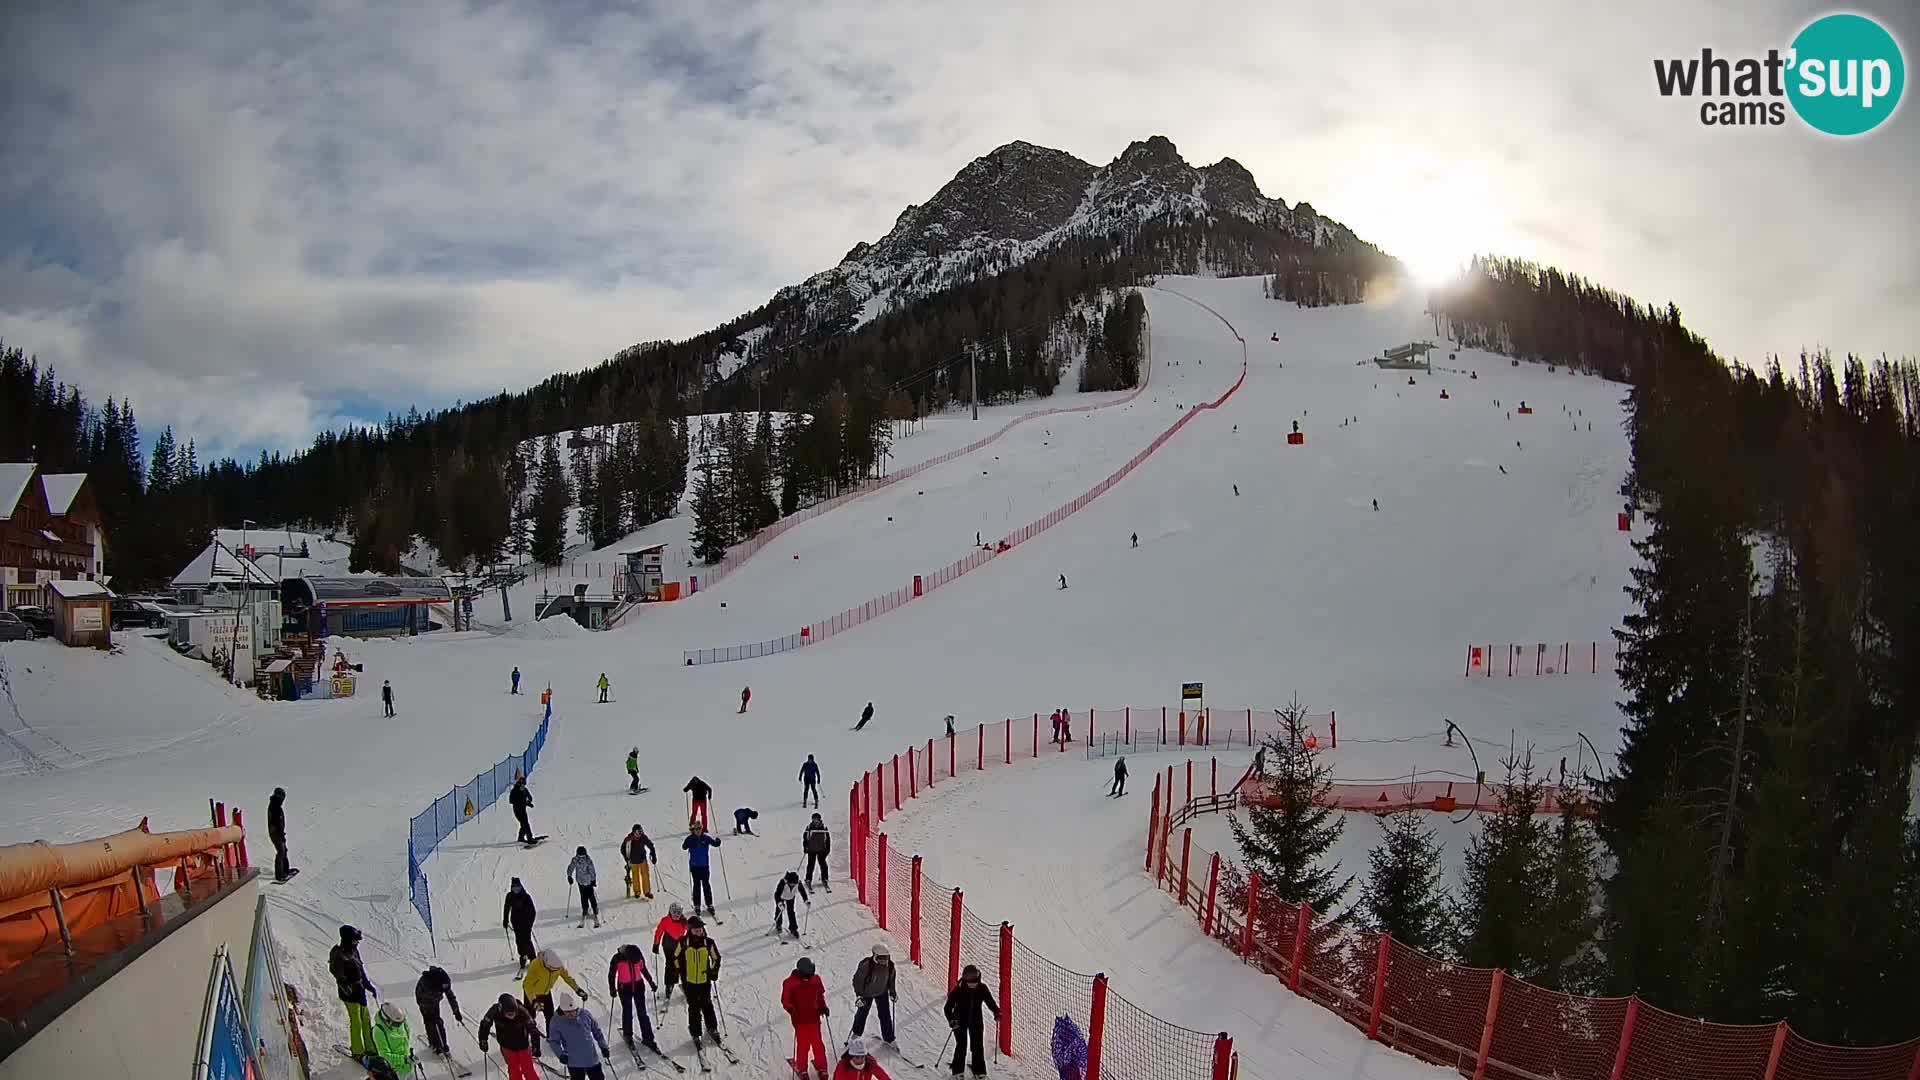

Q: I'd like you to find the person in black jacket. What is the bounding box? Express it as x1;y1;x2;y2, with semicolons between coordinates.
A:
328;925;379;1058
267;787;293;882
479;992;544;1080
509;776;535;844
801;814;832;890
855;702;874;731
503;878;538;972
944;963;1000;1077
382;679;395;718
415;966;463;1056
683;775;712;830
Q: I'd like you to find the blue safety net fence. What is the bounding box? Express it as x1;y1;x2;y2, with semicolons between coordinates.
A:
407;712;550;936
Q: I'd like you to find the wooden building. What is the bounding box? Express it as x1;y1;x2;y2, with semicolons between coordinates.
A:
45;578;112;649
0;464;107;610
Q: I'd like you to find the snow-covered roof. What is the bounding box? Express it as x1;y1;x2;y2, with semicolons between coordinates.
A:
40;473;87;515
47;579;112;600
0;463;35;520
170;541;280;590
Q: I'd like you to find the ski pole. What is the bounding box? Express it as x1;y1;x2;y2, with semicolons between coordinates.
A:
459;1020;493;1080
938;1028;953;1069
713;982;731;1039
717;848;732;901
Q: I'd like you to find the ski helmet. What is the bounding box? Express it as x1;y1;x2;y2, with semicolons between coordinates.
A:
785;870;800;882
556;991;578;1012
871;944;889;960
846;1037;870;1058
498;993;517;1011
686;916;705;931
669;901;686;919
379;1001;404;1023
339;925;362;944
962;964;982;981
576;845;588;856
796;957;816;977
541;948;561;967
631;747;639;755
631;823;643;834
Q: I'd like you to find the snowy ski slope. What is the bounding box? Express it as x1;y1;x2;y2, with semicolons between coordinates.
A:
0;275;1637;1080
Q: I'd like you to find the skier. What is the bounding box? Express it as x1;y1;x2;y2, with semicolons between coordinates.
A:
509;775;536;844
773;870;811;938
855;702;874;732
1499;464;1508;475
944;715;956;739
683;823;722;915
522;947;585;1024
799;754;822;807
627;747;642;794
330;925;379;1059
568;846;601;928
414;966;463;1058
1052;1015;1090;1080
1049;710;1063;744
679;917;724;1048
267;785;294;883
1233;484;1239;496
1058;573;1068;590
1372;498;1379;511
544;687;553;722
479;993;543;1080
1130;532;1138;548
606;944;661;1050
740;686;751;713
597;673;610;704
685;775;713;830
621;823;657;899
371;1000;416;1079
781;956;831;1080
802;813;832;890
849;944;897;1045
502;878;538;971
1110;757;1127;796
512;666;521;694
652;902;690;1004
834;1036;892;1080
382;679;395;718
733;806;760;835
944;963;1001;1078
548;992;611;1080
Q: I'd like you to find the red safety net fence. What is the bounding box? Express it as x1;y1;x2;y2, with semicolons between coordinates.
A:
1147;772;1920;1080
847;725;1235;1080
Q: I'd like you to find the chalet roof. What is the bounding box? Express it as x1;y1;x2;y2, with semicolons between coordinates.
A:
170;541;279;591
295;576;451;603
47;579;112;600
0;464;35;520
40;474;87;515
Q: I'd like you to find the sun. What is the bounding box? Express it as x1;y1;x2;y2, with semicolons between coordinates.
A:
1330;150;1528;289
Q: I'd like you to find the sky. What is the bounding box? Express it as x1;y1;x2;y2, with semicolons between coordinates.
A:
1;0;1915;460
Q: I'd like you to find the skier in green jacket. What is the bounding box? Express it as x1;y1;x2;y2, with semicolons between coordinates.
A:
372;1001;416;1077
627;747;642;794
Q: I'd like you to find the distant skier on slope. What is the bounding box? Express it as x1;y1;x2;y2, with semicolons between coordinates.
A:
597;673;611;704
511;666;521;694
1110;757;1128;797
799;754;822;807
382;679;396;718
802;813;833;890
733;806;759;835
622;823;657;899
740;686;751;714
509;775;536;844
685;775;713;829
1233;484;1240;496
855;702;874;732
1131;532;1138;548
945;715;956;738
503;878;538;972
627;746;642;794
267;786;295;883
1059;573;1068;590
568;846;601;929
773;871;811;939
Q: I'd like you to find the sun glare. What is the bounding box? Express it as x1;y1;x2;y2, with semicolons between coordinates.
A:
1332;150;1527;288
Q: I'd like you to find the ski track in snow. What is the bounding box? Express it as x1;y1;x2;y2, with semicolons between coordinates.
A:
0;275;1637;1080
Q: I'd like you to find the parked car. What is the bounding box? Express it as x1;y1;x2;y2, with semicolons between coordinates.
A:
110;597;167;630
9;606;54;638
0;611;36;641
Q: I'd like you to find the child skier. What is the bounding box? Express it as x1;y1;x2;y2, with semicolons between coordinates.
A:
652;902;690;1004
621;823;657;899
567;846;600;928
833;1037;892;1080
781;956;831;1080
733;806;759;835
371;1001;416;1078
1051;1015;1089;1080
773;870;811;938
606;943;661;1050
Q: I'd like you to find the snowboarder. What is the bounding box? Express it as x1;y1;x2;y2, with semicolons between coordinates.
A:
478;993;543;1080
606;944;661;1050
803;813;833;889
622;823;657;899
509;775;536;844
414;966;463;1057
834;1037;892;1080
733;807;759;835
267;786;294;882
781;956;831;1080
944;964;1001;1078
849;944;897;1045
855;702;874;731
1058;573;1068;590
774;871;811;938
330;925;379;1059
652;903;689;1003
568;846;601;928
679;917;724;1047
1110;757;1127;797
684;775;713;830
382;679;395;718
626;747;642;794
683;823;722;915
799;754;822;807
1052;1015;1090;1080
597;673;610;704
503;878;538;972
522;948;585;1024
371;1000;416;1079
511;666;521;694
548;992;611;1080
740;686;751;713
1130;532;1138;548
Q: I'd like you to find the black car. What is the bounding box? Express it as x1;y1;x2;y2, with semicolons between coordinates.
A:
9;606;53;637
110;597;167;630
0;611;35;641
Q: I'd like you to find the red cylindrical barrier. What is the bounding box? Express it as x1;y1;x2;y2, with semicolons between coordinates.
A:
1124;707;1131;744
214;800;226;828
876;767;886;824
1004;720;1011;765
232;809;249;867
1179;829;1193;906
908;748;918;798
1086;973;1109;1080
1289;904;1311;990
949;889;964;989
948;733;956;779
1330;710;1337;748
877;834;890;930
1367;933;1390;1040
1761;1022;1789;1080
910;855;923;966
997;923;1014;1055
977;723;985;771
1162;707;1168;746
1471;969;1505;1080
1211;1034;1232;1080
1211;758;1218;799
1241;873;1260;960
850;784;862;891
893;756;902;811
913;574;922;597
927;739;935;787
1607;997;1640;1080
1178;710;1187;747
1203;853;1221;935
1146;779;1161;871
1186;759;1193;806
1032;713;1038;758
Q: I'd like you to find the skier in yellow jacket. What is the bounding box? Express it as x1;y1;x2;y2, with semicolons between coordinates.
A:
523;948;586;1024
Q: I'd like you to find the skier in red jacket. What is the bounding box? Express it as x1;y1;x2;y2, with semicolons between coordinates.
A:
832;1036;891;1080
780;957;830;1079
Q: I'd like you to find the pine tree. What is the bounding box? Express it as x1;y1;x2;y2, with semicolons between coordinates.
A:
148;428;178;494
688;456;730;564
1534;778;1602;992
1359;805;1452;952
1227;699;1352;912
571;435;598;548
529;435;571;565
1455;755;1551;975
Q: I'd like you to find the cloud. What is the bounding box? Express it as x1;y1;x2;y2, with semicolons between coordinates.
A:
1;0;1914;458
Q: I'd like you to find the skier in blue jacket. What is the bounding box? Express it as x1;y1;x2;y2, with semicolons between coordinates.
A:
682;824;722;916
799;755;822;808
